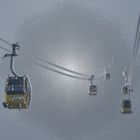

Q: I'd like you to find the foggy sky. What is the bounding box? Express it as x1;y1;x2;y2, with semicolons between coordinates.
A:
0;0;140;140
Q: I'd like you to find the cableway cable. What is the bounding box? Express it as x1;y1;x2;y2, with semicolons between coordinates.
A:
35;62;89;81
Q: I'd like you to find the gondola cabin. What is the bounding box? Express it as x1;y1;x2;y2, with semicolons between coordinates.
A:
122;85;130;94
105;73;110;80
120;99;132;114
3;76;31;110
89;85;97;96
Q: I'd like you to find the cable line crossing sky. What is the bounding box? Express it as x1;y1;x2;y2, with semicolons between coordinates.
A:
128;14;140;86
0;38;114;81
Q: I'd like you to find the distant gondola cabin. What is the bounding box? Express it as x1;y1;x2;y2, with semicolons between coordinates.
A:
121;99;132;114
89;85;97;96
122;85;130;94
105;73;110;80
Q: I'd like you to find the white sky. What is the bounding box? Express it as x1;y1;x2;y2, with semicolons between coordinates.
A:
0;0;140;140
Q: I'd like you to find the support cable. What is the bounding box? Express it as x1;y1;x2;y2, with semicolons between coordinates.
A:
128;14;140;86
0;38;113;81
36;56;90;77
35;62;89;81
